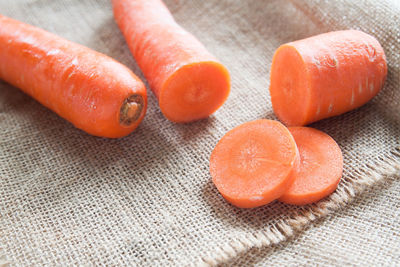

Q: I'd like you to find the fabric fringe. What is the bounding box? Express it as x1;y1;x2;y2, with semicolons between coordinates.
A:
200;147;400;266
0;247;9;267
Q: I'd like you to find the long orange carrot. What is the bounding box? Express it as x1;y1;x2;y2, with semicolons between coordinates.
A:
210;120;299;208
279;127;343;205
112;0;230;123
0;15;147;138
269;30;387;126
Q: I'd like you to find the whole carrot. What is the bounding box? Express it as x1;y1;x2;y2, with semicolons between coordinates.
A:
112;0;230;123
269;30;387;126
0;15;147;138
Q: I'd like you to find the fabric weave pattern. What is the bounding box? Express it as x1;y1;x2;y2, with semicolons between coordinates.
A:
0;0;399;265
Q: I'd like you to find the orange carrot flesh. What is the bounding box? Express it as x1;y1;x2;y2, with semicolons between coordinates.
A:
269;30;387;126
279;127;343;205
113;0;230;123
0;15;147;138
210;120;299;208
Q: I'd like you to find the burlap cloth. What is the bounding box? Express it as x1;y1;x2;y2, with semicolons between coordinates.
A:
0;0;399;266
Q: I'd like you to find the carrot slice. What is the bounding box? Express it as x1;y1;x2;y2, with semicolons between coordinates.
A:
210;120;299;208
0;15;147;138
269;30;387;126
279;127;343;205
113;0;230;123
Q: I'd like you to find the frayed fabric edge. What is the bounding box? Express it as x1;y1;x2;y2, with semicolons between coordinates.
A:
0;247;9;267
200;147;400;266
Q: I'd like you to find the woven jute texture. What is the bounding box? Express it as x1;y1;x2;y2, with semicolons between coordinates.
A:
227;174;400;266
0;0;399;266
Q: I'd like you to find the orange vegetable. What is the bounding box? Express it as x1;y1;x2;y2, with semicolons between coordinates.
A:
113;0;230;123
269;30;387;126
209;120;299;208
0;15;147;138
279;127;343;205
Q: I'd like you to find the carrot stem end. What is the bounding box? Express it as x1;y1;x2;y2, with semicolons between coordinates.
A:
120;94;144;126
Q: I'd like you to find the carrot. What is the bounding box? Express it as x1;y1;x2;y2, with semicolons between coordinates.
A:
279;127;343;205
0;15;147;138
269;30;387;126
112;0;230;123
209;119;299;208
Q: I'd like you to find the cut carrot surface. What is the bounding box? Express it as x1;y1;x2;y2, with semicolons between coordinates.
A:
0;15;147;138
279;127;343;205
113;0;230;123
269;30;387;126
210;120;299;208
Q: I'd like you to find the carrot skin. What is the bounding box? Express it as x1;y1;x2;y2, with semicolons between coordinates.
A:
269;30;387;126
0;15;147;138
113;0;230;123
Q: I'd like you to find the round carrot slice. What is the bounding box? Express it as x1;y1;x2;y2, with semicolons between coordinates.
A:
210;119;299;208
279;127;343;205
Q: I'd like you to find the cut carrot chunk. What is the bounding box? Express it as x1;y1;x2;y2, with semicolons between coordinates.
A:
269;30;387;126
210;119;299;208
113;0;230;123
279;127;343;205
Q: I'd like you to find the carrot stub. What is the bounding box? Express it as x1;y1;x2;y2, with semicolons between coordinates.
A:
113;0;230;123
210;120;299;208
269;30;387;126
0;15;147;138
279;127;343;205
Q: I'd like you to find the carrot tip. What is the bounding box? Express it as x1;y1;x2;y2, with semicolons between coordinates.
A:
119;94;145;126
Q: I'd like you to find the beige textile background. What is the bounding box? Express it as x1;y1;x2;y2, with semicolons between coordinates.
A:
0;0;399;266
